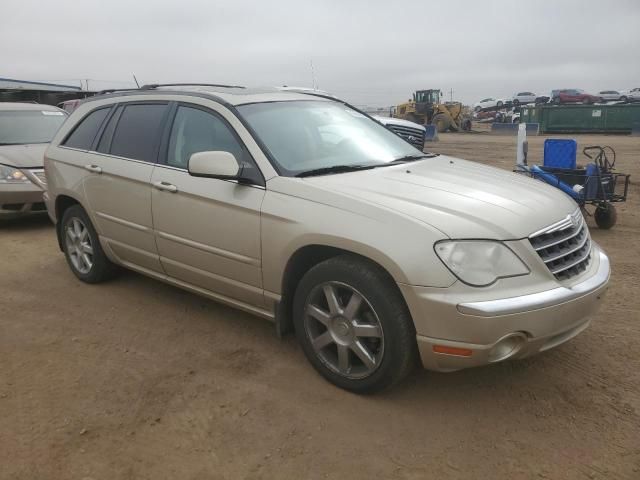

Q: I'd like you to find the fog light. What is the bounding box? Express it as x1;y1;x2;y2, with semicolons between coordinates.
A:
488;334;526;363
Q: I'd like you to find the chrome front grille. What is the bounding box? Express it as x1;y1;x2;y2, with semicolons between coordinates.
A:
386;125;425;148
30;169;47;186
529;210;592;281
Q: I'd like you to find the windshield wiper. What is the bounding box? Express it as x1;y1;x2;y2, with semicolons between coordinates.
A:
389;153;439;163
295;164;375;178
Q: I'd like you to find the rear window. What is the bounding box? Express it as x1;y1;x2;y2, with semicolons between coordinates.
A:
108;104;167;162
63;107;110;150
0;110;67;145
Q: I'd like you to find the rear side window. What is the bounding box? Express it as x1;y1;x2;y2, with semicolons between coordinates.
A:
63;107;110;150
109;103;167;162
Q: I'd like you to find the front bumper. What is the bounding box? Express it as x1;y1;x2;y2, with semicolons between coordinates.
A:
401;246;610;372
0;181;46;219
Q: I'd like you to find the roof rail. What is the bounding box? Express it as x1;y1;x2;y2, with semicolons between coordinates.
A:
140;83;245;90
97;88;139;94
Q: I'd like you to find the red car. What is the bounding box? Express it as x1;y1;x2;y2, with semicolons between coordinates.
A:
551;89;602;104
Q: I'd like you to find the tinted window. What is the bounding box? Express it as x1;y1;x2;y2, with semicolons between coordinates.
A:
63;108;109;149
167;106;245;169
96;106;121;153
109;104;167;162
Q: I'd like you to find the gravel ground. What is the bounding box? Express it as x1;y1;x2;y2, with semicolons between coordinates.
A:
1;131;639;479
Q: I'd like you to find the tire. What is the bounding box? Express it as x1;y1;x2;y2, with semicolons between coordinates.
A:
462;119;472;131
497;101;503;107
620;96;628;103
431;113;451;133
512;99;520;106
594;204;617;230
61;205;118;283
293;255;417;394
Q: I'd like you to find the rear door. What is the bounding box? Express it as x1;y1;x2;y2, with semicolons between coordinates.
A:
82;102;170;273
150;102;266;307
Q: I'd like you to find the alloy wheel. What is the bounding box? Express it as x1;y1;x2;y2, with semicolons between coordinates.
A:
303;281;384;379
65;217;94;274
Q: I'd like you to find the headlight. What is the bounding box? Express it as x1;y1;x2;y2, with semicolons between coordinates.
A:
0;164;30;183
435;240;529;287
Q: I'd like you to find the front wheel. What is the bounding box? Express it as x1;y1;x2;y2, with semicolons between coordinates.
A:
594;203;617;230
497;101;503;107
61;205;118;283
620;96;628;102
431;113;451;133
293;256;416;394
512;99;520;106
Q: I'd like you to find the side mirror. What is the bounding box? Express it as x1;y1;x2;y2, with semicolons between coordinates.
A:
188;151;239;179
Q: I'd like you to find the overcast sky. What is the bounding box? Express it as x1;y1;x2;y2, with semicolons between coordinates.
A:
1;0;639;106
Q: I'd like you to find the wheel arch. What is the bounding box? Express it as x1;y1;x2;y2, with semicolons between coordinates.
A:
54;194;83;251
275;243;407;337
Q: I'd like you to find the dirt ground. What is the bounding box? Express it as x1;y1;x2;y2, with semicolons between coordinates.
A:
1;131;639;480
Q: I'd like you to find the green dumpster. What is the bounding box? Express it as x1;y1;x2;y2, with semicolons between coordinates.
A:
519;104;640;134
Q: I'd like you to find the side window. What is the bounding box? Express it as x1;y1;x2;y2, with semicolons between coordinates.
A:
96;106;121;153
63;107;110;150
166;106;245;169
109;103;167;162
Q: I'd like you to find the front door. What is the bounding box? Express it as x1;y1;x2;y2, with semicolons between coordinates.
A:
150;103;265;307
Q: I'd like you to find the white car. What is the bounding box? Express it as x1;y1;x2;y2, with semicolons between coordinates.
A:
622;88;640;102
598;90;623;102
511;92;537;105
374;116;426;149
474;97;505;112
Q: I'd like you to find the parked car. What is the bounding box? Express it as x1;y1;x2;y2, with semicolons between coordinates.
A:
0;102;67;219
57;98;84;113
44;85;610;393
598;90;623;102
550;89;602;104
374;116;425;150
511;92;537;105
621;88;640;102
474;97;505;111
535;95;550;104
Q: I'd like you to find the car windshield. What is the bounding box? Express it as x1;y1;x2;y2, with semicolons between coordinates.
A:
237;100;423;176
0;110;67;145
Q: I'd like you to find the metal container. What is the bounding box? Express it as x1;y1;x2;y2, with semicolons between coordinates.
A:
520;104;640;134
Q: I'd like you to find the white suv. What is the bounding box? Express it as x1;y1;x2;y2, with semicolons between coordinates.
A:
44;84;610;393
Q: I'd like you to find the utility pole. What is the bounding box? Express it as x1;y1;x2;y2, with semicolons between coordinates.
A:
449;88;454;102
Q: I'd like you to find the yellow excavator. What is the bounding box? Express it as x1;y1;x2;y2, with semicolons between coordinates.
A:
395;89;471;133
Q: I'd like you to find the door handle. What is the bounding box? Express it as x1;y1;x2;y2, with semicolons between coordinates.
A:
84;164;102;174
153;181;178;193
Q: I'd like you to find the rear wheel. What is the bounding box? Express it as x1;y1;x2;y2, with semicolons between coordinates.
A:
431;113;451;133
594;203;617;230
293;256;416;394
61;205;118;283
620;96;628;102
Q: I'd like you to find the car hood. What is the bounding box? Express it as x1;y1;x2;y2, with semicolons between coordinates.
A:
0;144;47;168
300;155;578;239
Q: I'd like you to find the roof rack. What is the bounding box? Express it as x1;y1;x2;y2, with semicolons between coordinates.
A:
97;88;139;94
140;83;245;90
